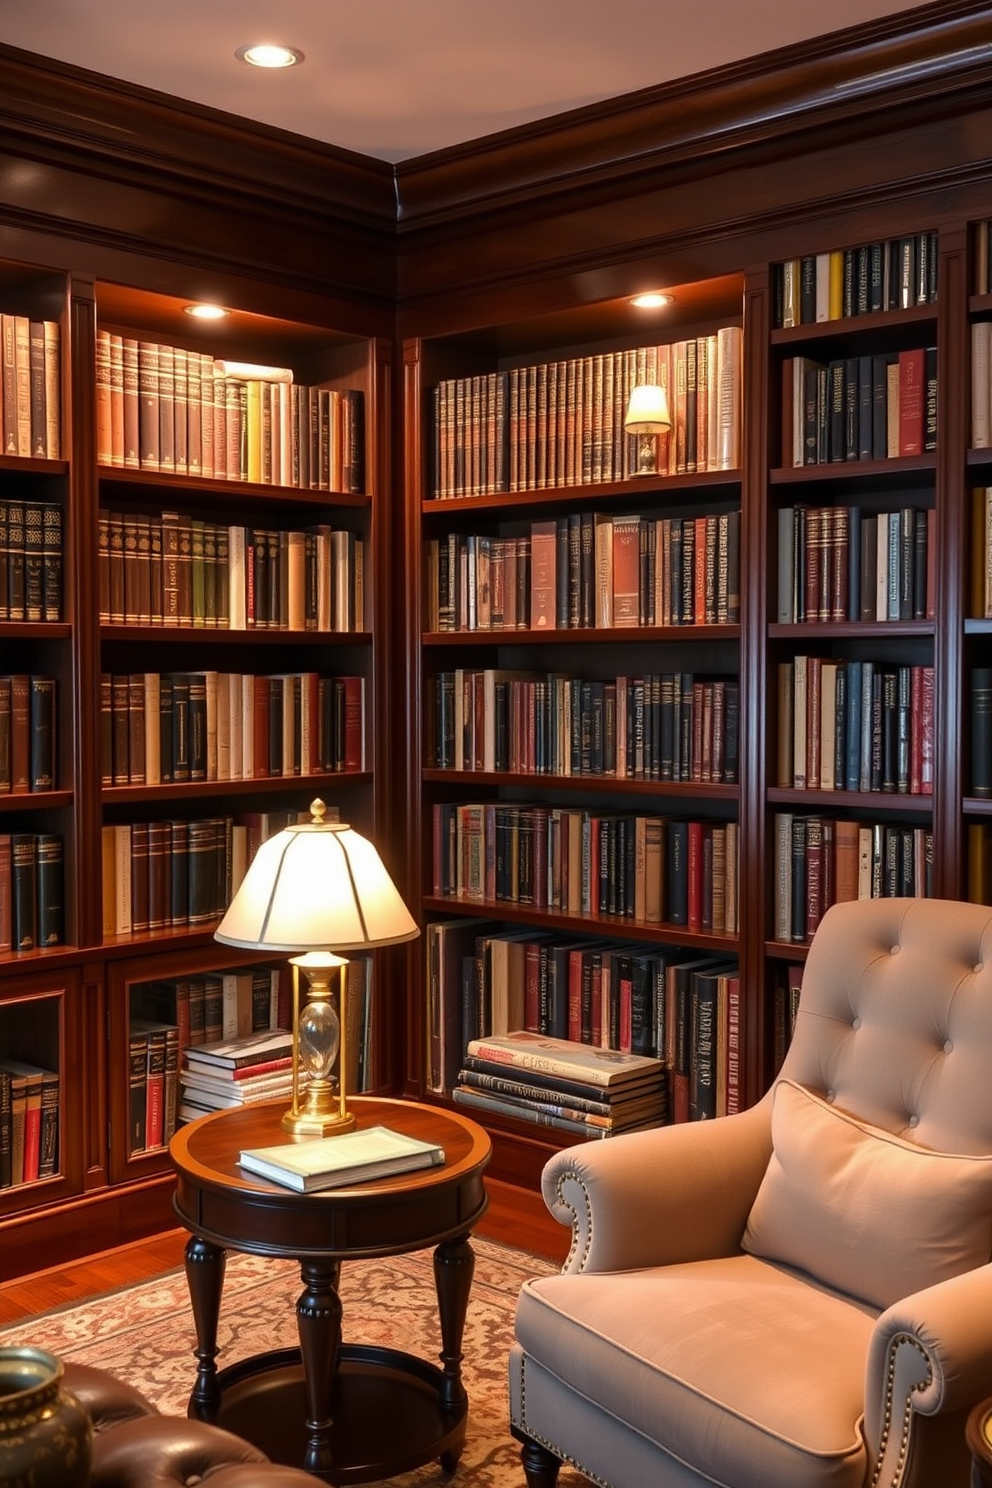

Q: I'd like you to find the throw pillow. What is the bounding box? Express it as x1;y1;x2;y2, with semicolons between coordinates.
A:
742;1078;992;1309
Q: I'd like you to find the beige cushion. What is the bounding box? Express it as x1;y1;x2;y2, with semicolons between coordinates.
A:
743;1079;992;1309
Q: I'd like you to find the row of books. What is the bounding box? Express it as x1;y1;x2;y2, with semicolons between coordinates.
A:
432;803;739;933
776;659;934;797
968;488;992;619
430;925;740;1125
777;505;935;625
453;1032;669;1138
1;313;61;461
430;328;743;498
426;669;739;785
0;499;63;621
95;333;365;491
773;232;938;328
780;347;936;467
0;675;56;793
0;1060;59;1187
98;508;365;632
101;671;364;786
0;833;64;951
425;510;741;633
128;971;285;1154
773;814;933;944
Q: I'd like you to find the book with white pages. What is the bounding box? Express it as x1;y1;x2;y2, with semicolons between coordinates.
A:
238;1124;445;1193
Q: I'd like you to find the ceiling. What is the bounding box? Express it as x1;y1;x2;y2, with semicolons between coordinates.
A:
0;0;936;164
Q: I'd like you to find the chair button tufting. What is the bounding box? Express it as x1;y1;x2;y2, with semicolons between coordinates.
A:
975;965;984;975
944;1040;953;1054
890;944;901;955
909;1114;919;1127
852;1017;862;1030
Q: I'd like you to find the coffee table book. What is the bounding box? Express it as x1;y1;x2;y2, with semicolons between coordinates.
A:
237;1124;446;1192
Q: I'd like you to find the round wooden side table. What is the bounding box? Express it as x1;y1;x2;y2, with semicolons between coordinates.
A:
170;1095;491;1484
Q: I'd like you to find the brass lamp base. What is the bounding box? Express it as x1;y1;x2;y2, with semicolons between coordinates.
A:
281;1104;356;1138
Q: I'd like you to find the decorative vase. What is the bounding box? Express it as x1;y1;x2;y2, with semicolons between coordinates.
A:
0;1346;92;1488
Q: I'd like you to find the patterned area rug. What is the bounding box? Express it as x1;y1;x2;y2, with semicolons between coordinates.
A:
1;1237;591;1487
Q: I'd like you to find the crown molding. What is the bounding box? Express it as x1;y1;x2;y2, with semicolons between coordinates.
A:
394;1;992;231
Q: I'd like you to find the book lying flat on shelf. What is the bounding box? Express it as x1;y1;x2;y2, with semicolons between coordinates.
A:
465;1030;665;1089
238;1125;446;1193
188;1029;294;1071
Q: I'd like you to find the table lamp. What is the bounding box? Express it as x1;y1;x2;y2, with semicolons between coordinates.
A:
624;382;672;476
214;799;420;1137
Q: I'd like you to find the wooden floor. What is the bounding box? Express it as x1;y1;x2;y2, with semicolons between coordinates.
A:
0;1178;569;1326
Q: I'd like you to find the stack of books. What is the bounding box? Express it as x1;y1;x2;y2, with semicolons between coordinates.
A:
452;1031;668;1139
179;1029;296;1122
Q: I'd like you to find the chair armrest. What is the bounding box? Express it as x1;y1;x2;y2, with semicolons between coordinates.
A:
542;1101;772;1274
864;1263;992;1486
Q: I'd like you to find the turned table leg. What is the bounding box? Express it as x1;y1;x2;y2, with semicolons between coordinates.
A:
184;1235;227;1420
433;1233;474;1470
296;1259;342;1477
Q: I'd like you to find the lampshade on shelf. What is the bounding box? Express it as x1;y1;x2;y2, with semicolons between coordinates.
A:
215;800;419;1138
623;382;672;476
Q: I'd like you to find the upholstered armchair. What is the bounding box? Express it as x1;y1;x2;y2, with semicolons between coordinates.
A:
509;897;992;1488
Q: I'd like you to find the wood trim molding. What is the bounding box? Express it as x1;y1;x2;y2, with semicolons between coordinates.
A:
395;2;992;229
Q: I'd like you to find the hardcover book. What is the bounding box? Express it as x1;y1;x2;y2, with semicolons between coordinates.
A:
238;1124;445;1192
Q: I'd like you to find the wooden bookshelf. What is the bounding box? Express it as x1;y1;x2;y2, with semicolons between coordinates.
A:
5;2;992;1266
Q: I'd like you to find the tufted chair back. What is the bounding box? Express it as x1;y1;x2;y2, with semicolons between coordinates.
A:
780;896;992;1157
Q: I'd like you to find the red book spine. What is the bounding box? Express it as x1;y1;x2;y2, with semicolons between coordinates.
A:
343;676;364;772
920;665;935;795
567;949;583;1043
687;820;704;930
898;348;926;457
21;1099;41;1183
910;664;923;795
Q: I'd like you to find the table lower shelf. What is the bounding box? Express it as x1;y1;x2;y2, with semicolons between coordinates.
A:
195;1343;468;1484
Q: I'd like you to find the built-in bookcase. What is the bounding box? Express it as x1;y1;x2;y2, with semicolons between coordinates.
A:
0;266;387;1268
404;277;750;1149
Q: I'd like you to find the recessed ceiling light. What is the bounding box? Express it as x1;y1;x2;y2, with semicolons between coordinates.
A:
629;292;674;310
236;44;304;69
184;303;230;320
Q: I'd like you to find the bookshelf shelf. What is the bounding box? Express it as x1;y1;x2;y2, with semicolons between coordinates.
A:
98;466;371;512
767;621;934;640
422;625;740;646
423;769;738;798
768;455;936;486
100;626;372;645
421;469;741;517
101;771;372;805
766;787;933;812
421;895;738;952
770;301;937;347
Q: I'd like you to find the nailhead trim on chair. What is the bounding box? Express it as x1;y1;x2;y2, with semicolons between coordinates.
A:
518;1354;614;1488
869;1332;932;1488
552;1169;592;1272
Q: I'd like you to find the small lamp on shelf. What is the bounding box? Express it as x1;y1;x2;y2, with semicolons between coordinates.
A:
623;382;672;477
214;800;419;1138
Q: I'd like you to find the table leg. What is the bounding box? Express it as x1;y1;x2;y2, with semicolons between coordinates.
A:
434;1233;474;1415
296;1260;342;1477
184;1235;227;1420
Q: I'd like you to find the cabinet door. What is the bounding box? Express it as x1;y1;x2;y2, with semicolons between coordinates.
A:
0;963;85;1215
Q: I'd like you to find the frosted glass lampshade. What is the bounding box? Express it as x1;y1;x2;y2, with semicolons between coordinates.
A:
215;804;419;953
215;800;419;1138
623;382;672;433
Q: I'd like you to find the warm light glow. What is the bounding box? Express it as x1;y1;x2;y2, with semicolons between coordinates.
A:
236;43;304;69
629;292;674;309
183;303;229;320
623;382;672;433
215;808;419;953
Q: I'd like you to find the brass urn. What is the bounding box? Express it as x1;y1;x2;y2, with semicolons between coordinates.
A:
0;1346;92;1488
